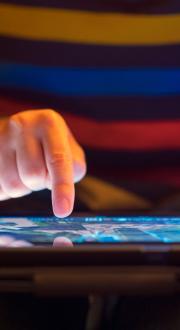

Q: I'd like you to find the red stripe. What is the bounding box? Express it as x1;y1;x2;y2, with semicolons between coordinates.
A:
0;96;180;150
0;96;34;115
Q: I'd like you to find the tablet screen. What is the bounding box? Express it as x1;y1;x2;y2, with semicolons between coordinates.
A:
0;215;180;245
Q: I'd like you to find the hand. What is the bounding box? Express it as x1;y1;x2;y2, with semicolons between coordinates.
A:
0;235;73;247
0;109;86;217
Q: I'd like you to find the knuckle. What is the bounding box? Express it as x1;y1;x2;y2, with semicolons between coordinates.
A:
6;179;22;190
49;152;72;166
21;166;46;190
43;109;56;116
39;109;66;128
9;113;27;135
9;114;18;124
4;179;25;197
39;109;57;126
23;166;45;180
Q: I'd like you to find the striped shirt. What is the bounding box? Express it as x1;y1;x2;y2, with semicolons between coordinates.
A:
0;0;180;211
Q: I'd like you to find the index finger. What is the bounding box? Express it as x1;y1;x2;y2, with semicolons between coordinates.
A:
40;113;74;218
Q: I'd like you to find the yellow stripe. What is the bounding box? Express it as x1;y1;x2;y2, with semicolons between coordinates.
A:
0;3;179;45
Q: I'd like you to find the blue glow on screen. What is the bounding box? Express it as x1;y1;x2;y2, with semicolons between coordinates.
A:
0;216;180;244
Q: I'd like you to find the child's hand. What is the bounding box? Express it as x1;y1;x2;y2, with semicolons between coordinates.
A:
0;109;86;217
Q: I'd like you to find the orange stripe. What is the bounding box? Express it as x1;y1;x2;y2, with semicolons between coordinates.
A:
0;96;180;150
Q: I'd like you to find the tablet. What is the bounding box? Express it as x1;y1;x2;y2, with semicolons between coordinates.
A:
0;213;180;296
0;214;180;245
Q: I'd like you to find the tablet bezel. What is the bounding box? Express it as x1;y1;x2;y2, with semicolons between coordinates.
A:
1;211;180;267
0;211;180;295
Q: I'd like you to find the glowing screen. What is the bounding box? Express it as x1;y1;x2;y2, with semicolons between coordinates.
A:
0;216;180;244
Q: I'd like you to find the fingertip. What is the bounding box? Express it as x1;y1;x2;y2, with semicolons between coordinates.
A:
53;197;73;218
52;184;74;218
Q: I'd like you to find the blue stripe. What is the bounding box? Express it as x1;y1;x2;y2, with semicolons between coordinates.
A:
0;62;180;96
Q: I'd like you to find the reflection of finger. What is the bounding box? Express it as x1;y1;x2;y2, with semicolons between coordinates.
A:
53;237;73;247
9;240;33;247
0;236;15;246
